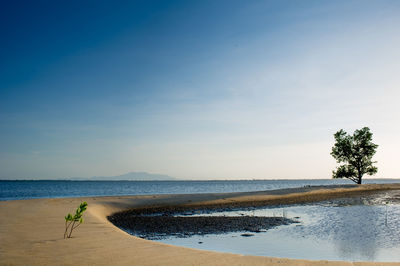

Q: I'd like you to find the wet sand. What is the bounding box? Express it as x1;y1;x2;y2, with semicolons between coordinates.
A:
1;183;400;265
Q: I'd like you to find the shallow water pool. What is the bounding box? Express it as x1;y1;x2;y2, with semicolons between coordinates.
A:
156;192;400;262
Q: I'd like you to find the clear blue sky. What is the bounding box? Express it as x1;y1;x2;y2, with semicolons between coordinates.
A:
1;0;400;179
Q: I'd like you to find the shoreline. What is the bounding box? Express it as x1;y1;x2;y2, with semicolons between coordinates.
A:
1;183;400;265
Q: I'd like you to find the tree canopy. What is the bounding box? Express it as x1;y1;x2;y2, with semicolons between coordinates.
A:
331;127;378;184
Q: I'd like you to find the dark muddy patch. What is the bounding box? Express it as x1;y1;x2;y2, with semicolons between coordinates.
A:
108;210;295;240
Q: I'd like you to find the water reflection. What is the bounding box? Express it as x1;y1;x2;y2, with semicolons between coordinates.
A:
314;195;400;261
331;206;379;261
157;192;400;262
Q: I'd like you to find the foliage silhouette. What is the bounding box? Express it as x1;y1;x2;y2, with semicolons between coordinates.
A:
64;202;88;238
331;127;378;184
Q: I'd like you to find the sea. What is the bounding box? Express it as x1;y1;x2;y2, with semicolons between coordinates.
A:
3;178;400;261
0;178;398;201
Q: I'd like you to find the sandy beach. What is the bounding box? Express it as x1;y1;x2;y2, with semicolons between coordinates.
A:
2;183;400;266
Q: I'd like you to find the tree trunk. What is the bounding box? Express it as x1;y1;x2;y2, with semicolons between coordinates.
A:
357;167;362;184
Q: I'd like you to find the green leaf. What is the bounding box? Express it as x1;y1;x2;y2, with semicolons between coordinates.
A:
65;213;73;221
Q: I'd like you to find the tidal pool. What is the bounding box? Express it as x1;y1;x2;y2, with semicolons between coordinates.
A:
156;191;400;262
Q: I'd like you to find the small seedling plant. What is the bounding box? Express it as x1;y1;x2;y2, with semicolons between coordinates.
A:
64;202;88;239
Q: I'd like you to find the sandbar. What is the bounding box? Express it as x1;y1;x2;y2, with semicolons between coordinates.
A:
1;183;400;265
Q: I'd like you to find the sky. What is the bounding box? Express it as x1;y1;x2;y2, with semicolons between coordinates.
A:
1;0;400;180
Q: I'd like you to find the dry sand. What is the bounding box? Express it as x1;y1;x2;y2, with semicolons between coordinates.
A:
1;183;400;266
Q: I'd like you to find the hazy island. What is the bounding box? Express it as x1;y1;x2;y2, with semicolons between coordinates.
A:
74;172;178;181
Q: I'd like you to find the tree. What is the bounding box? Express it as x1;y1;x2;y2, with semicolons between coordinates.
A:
64;202;88;238
331;127;378;184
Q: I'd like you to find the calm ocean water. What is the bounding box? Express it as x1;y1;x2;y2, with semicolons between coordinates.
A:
1;179;398;201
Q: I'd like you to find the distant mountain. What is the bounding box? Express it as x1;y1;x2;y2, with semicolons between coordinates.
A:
87;172;178;181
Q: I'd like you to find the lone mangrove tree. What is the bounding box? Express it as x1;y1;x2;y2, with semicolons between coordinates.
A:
331;127;378;184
